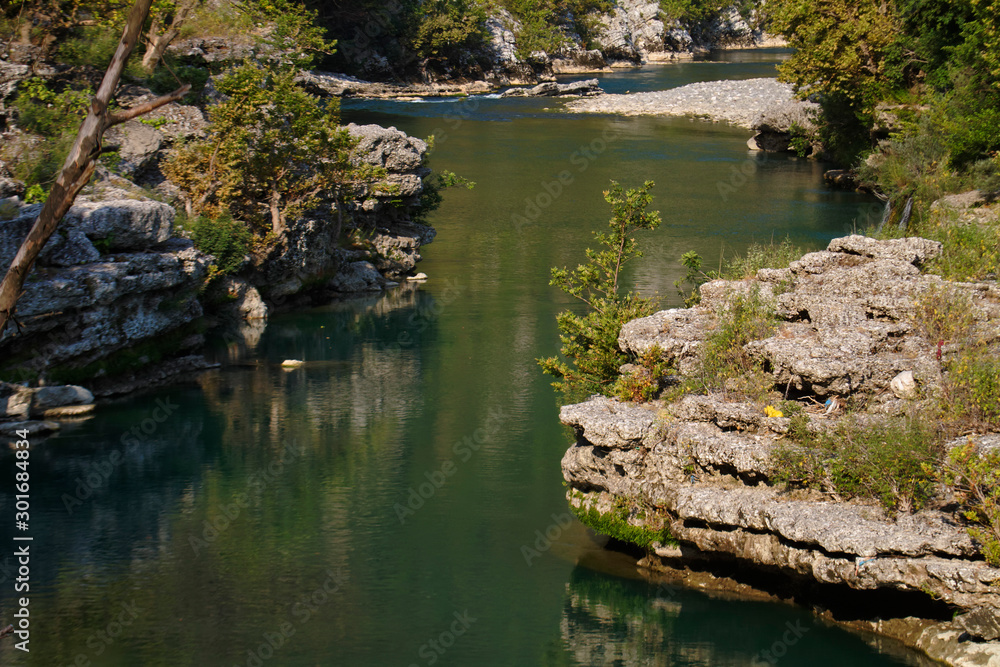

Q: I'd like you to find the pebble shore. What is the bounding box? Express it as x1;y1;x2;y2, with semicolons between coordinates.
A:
564;77;805;129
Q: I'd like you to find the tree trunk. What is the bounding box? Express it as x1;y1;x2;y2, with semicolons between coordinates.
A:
270;186;284;236
141;0;199;72
0;0;190;338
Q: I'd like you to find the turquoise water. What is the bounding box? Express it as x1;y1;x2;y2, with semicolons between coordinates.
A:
0;52;925;666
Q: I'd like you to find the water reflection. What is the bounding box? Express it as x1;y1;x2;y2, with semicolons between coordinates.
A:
558;567;934;667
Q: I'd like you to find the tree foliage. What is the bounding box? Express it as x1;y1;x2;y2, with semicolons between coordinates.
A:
538;181;662;396
163;63;375;238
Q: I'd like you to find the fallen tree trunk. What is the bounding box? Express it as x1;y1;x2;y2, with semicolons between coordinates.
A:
0;0;190;338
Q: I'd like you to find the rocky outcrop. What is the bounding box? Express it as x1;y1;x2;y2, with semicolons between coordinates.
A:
560;235;1000;665
250;123;434;301
0;176;211;390
297;70;494;99
501;78;602;97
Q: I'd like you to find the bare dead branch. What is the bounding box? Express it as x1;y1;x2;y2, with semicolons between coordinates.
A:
106;84;191;126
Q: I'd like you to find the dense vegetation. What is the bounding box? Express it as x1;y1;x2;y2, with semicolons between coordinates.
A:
766;0;1000;207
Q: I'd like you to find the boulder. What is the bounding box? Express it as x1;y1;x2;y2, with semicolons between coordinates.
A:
501;78;602;97
347;123;428;172
956;606;1000;641
31;385;94;411
0;382;31;419
103;120;164;178
329;261;384;292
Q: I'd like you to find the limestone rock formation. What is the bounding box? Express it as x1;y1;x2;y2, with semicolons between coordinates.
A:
561;235;1000;666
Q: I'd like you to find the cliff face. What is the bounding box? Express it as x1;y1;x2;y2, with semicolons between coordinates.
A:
559;234;1000;666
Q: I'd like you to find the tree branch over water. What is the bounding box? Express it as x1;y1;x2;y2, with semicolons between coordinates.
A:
0;0;189;337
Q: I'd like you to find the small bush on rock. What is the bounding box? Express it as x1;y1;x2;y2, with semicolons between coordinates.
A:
539;181;662;397
191;210;251;277
940;441;1000;567
774;417;941;515
679;285;778;400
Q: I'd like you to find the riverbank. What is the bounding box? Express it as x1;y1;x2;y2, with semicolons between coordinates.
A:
559;227;1000;666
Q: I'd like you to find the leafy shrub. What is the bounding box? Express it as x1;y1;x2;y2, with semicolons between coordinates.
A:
940;441;1000;566
675;238;801;306
719;238;802;281
409;0;487;63
681;285;778;399
191;210;251;276
538;181;662;396
946;351;1000;432
13;78;91;138
148;65;209;98
773;418;941;514
614;345;669;403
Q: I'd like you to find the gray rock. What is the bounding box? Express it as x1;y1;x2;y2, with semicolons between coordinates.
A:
1;187;176;269
103;120;164;178
956;606;1000;641
826;234;942;266
32;385;94;411
0;178;25;198
372;222;436;278
0;382;31;419
347;123;427;172
618;308;712;375
560;396;661;449
61;187;174;250
214;276;268;321
931;190;996;212
501;79;602;97
40;229;102;266
595;0;664;61
329;261;384;292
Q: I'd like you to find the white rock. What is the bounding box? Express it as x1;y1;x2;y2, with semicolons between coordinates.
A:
407;273;428;281
281;359;305;368
890;370;918;399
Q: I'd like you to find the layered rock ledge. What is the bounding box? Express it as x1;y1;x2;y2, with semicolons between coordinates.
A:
560;235;1000;666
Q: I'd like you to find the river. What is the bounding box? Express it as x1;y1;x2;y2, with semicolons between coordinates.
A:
0;50;929;666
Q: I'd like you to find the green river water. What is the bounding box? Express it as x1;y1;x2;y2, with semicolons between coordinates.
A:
0;50;933;666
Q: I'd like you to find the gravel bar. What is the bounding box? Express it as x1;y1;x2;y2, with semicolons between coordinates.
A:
564;77;800;129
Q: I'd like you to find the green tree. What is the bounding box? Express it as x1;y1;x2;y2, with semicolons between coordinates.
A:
164;63;376;238
538;181;662;396
408;0;487;65
766;0;907;163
